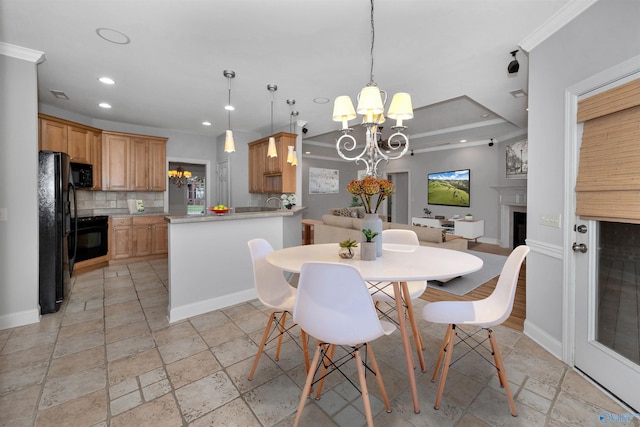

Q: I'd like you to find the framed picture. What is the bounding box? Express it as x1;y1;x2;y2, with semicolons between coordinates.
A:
309;167;339;194
506;140;528;178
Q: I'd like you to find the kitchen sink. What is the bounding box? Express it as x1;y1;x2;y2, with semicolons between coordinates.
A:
233;206;279;213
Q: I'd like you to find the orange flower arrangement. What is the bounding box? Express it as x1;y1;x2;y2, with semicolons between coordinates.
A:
347;176;395;214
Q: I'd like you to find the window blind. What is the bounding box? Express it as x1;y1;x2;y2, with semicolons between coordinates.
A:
576;78;640;222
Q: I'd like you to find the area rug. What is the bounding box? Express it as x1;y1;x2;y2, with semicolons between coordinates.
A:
428;250;508;296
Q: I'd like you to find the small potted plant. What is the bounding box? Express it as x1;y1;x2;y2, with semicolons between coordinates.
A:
338;239;358;259
361;228;378;261
465;213;473;221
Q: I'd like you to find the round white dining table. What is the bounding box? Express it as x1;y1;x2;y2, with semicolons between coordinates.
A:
267;242;483;413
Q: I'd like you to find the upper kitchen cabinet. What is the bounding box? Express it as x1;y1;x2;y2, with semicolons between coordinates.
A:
103;131;168;191
39;114;103;189
248;132;297;194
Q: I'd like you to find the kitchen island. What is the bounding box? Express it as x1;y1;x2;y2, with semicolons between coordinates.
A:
164;207;305;323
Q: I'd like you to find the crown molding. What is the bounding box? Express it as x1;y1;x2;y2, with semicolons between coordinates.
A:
519;0;598;53
0;42;45;63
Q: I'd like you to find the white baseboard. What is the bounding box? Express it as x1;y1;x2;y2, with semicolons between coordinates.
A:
0;308;40;331
169;288;258;323
523;319;563;360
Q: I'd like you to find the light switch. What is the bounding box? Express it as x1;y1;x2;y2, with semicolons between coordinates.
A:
540;212;561;228
0;208;7;221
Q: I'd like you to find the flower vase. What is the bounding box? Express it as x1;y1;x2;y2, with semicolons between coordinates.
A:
362;213;383;257
360;242;376;261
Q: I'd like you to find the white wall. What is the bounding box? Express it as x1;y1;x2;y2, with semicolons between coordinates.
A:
0;45;44;329
526;0;640;351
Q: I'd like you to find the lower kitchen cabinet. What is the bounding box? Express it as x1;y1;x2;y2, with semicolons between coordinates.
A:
110;215;168;263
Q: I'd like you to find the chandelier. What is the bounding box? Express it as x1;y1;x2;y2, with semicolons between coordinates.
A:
332;0;413;177
168;166;192;188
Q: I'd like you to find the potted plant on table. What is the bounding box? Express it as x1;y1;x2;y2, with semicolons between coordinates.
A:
338;239;358;259
465;213;473;221
360;228;378;261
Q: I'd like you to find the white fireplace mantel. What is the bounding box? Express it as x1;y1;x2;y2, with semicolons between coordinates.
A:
492;186;527;248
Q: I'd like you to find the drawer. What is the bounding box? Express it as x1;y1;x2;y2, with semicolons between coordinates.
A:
132;215;165;225
112;217;132;227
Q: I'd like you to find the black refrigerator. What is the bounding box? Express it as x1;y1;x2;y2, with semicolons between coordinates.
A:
38;151;77;314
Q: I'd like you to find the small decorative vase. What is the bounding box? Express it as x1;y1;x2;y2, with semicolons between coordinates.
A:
362;213;383;257
466;215;473;221
360;242;376;261
339;247;355;259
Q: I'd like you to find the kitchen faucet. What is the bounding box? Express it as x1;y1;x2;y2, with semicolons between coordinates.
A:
265;196;282;209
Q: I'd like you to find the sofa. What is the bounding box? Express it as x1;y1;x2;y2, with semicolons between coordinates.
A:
313;208;468;251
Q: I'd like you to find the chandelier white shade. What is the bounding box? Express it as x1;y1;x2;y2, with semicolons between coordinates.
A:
332;0;413;177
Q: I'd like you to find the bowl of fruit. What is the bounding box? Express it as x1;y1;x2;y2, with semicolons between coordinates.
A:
208;204;231;215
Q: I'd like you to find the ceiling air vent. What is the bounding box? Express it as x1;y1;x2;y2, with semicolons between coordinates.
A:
510;89;527;98
50;90;69;100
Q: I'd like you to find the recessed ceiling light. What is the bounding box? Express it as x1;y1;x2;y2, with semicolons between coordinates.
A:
510;89;527;98
305;151;310;155
313;97;330;104
96;28;130;45
50;89;69;100
98;77;115;85
202;121;212;126
98;102;112;109
481;113;489;118
460;139;467;143
224;105;235;111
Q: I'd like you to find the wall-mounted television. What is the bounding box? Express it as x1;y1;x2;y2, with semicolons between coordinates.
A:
427;169;470;207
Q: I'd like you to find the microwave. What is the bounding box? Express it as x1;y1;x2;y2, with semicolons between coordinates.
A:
70;162;93;188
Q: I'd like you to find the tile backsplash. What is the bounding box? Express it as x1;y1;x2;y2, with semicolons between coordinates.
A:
75;191;165;216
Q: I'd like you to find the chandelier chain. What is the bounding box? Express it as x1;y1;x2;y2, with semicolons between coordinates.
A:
369;0;375;85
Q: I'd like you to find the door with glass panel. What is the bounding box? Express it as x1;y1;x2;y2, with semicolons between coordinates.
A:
573;78;640;412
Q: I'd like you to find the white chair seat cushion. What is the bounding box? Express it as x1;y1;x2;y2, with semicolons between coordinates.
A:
369;280;427;302
422;299;499;329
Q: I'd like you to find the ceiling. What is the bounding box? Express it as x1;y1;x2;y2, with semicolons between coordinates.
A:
1;0;580;157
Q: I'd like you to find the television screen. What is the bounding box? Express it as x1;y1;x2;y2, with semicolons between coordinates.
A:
427;169;470;207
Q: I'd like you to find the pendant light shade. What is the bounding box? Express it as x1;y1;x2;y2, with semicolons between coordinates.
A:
287;145;295;163
291;151;298;166
267;137;277;158
223;70;236;153
356;86;384;122
267;84;278;158
332;95;357;130
224;130;235;153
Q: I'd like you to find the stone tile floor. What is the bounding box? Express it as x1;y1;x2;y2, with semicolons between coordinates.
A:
1;260;638;426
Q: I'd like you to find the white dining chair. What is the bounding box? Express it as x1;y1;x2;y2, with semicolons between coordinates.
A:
422;245;530;416
247;239;309;381
367;229;426;371
293;262;396;427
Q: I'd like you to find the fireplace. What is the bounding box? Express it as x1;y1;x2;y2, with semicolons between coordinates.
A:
493;186;527;248
513;211;527;248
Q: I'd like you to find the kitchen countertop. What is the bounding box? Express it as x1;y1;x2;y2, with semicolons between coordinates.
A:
164;206;306;224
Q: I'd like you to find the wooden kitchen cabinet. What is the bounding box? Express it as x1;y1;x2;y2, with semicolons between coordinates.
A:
39;115;103;185
103;131;167;191
111;217;133;260
110;216;167;262
248;132;297;193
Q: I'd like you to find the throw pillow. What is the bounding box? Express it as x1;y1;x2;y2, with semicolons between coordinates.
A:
333;207;352;217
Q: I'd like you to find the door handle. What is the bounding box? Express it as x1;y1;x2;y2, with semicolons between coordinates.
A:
572;242;587;253
576;224;587;233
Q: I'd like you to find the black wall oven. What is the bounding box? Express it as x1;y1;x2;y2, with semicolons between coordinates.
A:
76;215;108;262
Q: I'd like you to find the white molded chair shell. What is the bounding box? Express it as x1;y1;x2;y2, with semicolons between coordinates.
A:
247;238;296;311
422;245;530;328
372;229;426;302
294;262;395;346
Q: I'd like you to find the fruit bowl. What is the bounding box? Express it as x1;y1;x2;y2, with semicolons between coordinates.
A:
208;207;231;215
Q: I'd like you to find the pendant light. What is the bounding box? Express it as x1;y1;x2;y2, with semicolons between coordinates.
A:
267;84;278;158
223;70;236;153
287;99;298;166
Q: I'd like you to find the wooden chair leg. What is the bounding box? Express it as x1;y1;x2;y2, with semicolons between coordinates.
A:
301;329;310;374
293;344;323;427
275;311;287;361
434;325;456;410
248;313;276;380
488;329;518;417
314;343;335;399
354;347;375;427
431;324;454;382
366;343;391;413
